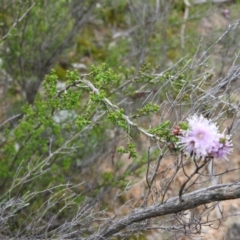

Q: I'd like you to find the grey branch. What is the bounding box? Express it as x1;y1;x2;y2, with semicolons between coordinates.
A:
87;182;240;239
1;2;36;41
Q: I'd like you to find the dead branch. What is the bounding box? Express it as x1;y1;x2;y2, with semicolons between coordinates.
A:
87;182;240;239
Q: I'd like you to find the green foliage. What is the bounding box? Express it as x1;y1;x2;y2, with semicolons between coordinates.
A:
0;62;149;232
117;143;138;160
75;116;91;129
108;109;129;130
1;1;73;78
179;121;188;130
149;121;171;139
95;0;128;27
135;103;159;117
91;63;120;88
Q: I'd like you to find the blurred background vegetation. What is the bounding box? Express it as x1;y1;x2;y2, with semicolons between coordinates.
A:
0;0;240;239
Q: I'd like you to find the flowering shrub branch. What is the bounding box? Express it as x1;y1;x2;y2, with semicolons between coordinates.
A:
1;5;240;239
176;115;232;160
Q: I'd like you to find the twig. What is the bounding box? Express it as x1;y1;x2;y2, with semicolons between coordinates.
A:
1;2;36;41
179;157;210;202
181;0;191;49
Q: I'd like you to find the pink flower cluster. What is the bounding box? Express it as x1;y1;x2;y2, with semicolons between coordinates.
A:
176;115;232;160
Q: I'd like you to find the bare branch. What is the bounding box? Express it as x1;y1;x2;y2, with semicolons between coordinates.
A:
87;182;240;239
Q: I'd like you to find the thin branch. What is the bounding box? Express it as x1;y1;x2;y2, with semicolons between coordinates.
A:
80;78;163;142
179;158;210;201
87;182;240;240
181;0;191;49
1;2;36;41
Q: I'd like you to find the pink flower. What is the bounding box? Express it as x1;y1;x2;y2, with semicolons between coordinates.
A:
177;115;232;160
210;133;233;160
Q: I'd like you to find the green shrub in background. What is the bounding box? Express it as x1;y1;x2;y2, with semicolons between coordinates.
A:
0;0;97;105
